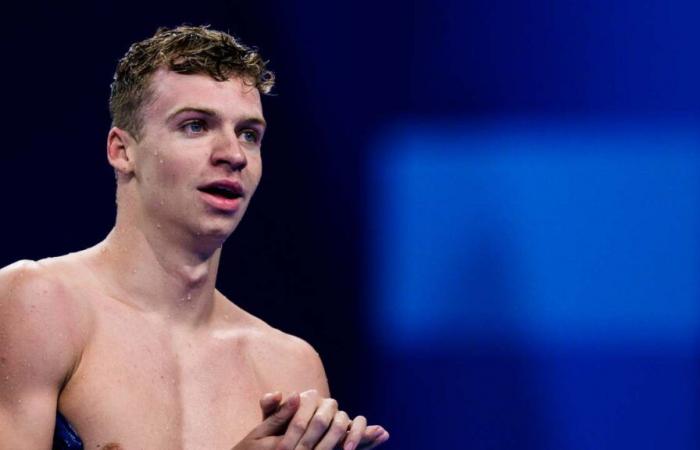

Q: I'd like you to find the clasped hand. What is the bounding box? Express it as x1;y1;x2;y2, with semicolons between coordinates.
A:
232;389;389;450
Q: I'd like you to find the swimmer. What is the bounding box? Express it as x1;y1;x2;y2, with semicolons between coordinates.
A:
0;25;389;450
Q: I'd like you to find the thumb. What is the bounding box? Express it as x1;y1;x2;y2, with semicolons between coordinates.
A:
259;391;283;419
249;392;300;439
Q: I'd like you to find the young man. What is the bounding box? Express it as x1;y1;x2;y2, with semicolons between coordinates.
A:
0;26;389;450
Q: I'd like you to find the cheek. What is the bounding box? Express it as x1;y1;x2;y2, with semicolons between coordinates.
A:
148;154;198;190
246;157;263;192
138;158;197;211
138;136;198;188
157;160;188;185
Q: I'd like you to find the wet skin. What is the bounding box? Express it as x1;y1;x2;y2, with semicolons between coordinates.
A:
0;72;388;449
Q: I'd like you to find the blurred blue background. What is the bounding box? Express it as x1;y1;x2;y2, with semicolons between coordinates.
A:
369;121;700;448
2;0;700;448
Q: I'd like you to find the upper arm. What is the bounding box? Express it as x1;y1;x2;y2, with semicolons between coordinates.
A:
0;261;82;448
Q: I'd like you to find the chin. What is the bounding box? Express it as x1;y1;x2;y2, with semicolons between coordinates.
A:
196;221;239;241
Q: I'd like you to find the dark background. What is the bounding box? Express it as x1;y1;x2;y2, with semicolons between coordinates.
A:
2;1;700;448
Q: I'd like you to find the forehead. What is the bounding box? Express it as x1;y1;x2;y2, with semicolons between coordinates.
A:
144;69;263;120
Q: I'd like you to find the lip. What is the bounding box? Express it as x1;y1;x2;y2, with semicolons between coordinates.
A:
198;179;244;196
199;191;242;212
197;179;245;212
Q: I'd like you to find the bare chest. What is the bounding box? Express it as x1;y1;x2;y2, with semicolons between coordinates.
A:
58;306;267;450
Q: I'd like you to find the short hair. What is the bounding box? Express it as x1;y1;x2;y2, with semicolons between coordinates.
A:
109;25;274;140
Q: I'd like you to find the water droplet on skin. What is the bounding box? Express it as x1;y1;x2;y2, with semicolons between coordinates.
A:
186;293;192;301
159;159;164;164
156;223;162;229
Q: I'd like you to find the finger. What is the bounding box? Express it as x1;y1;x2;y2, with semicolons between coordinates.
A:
315;410;352;450
358;426;383;444
260;391;283;419
252;435;284;450
294;397;338;449
360;425;384;444
249;392;300;439
357;426;390;450
275;389;322;450
342;415;367;450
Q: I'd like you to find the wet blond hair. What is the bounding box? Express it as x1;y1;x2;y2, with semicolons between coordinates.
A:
109;25;274;140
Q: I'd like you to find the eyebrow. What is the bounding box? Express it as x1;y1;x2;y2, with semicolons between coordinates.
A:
165;106;267;129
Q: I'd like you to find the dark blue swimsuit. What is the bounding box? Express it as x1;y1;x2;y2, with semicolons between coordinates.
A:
53;412;83;450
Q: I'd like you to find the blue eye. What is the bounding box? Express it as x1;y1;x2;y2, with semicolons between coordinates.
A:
241;129;259;143
183;120;206;135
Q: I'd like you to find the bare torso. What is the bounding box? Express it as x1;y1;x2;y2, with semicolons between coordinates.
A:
4;250;326;450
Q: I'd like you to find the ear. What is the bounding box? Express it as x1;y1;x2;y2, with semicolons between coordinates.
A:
107;127;136;175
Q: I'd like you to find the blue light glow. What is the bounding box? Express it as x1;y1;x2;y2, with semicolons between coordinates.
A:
369;120;700;352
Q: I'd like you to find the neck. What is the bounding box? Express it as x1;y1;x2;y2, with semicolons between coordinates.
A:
91;216;224;328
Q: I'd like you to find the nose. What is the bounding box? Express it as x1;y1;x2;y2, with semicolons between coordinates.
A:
211;129;247;171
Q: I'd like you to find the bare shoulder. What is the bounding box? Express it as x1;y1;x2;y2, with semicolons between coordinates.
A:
0;258;89;383
0;258;87;319
0;259;67;314
250;320;330;396
221;299;329;395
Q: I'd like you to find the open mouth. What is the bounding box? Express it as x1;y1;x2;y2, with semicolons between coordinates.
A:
198;186;241;199
197;180;244;201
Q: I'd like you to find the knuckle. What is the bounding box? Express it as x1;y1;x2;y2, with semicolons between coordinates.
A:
309;415;328;433
299;391;317;405
327;428;346;443
290;420;307;435
332;416;349;433
326;398;338;410
337;410;351;423
347;416;365;437
352;416;367;430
